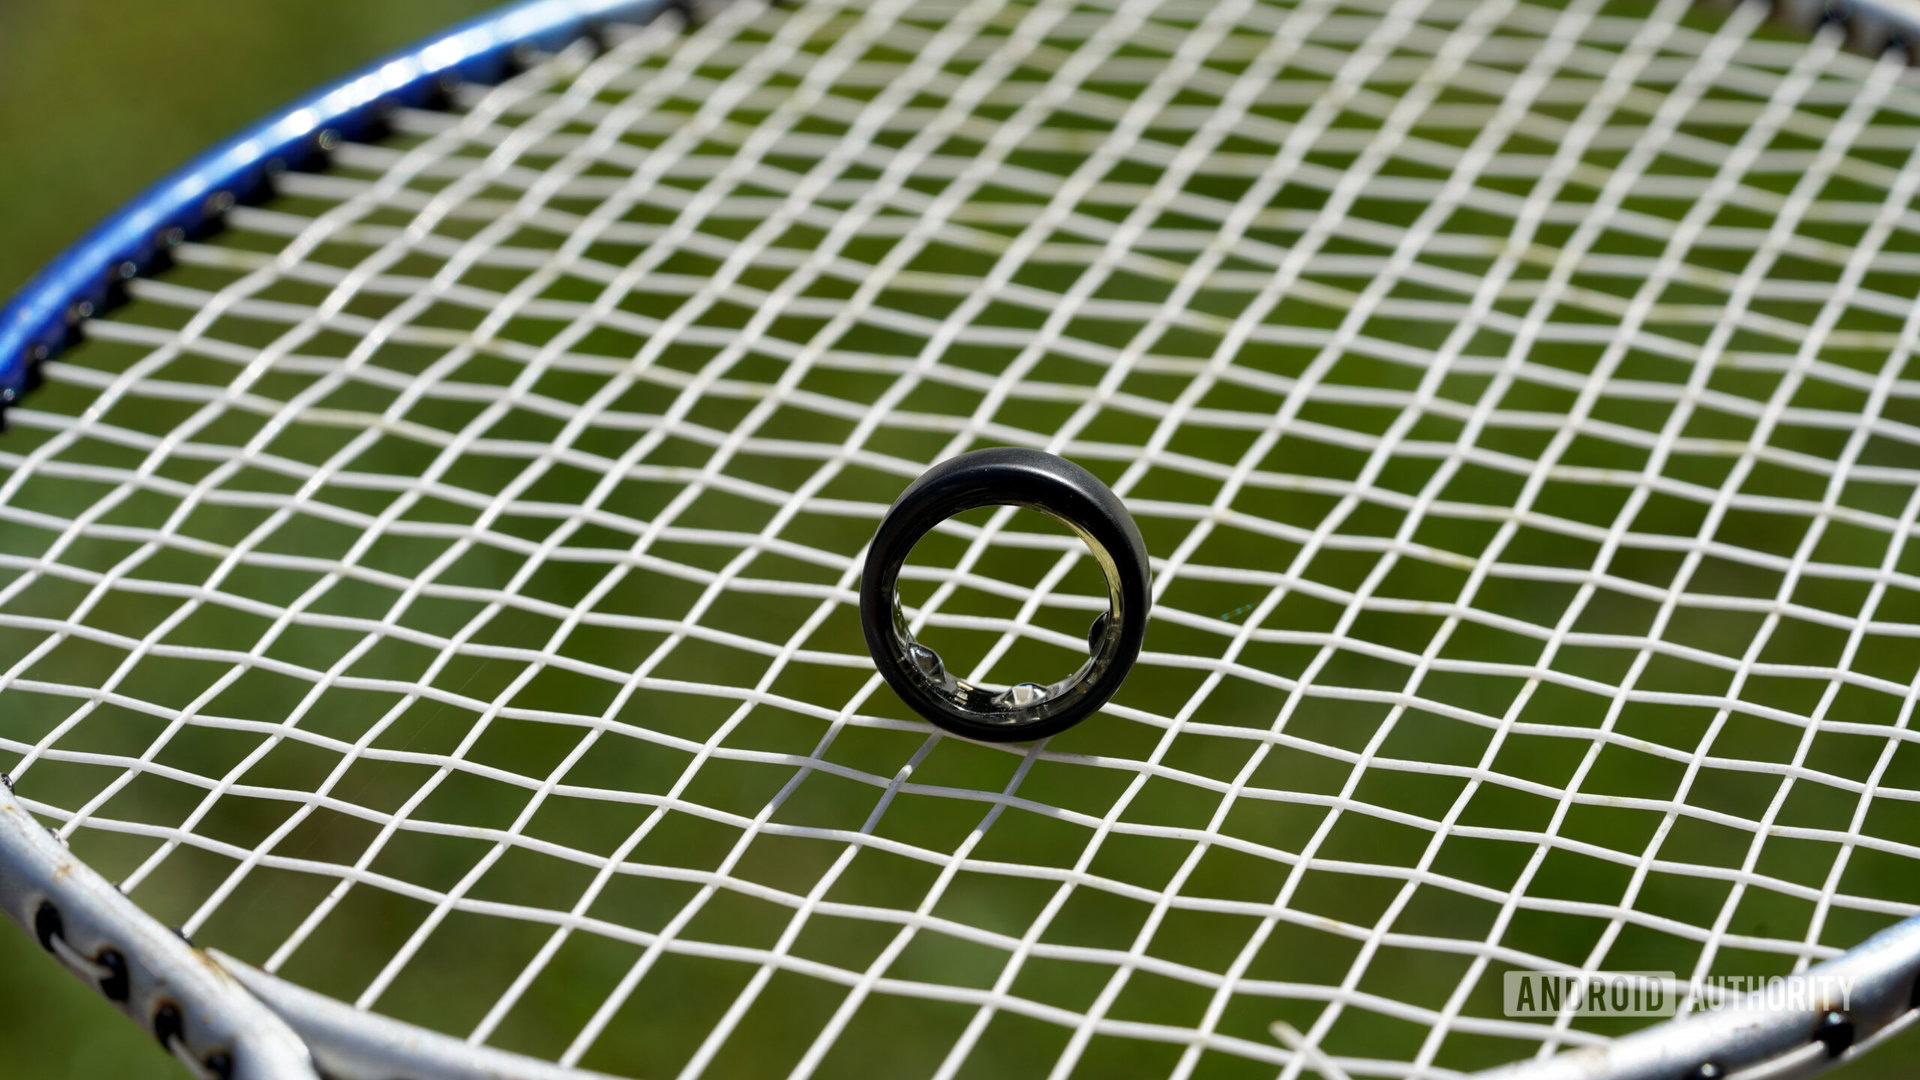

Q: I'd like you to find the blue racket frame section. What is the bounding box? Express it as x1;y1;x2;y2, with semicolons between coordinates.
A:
0;0;680;407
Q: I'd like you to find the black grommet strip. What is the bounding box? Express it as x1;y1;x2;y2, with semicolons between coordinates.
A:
153;1000;184;1049
859;448;1151;743
97;948;130;1002
1815;1009;1854;1057
34;900;63;952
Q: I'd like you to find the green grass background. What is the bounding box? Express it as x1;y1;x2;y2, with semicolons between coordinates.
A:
2;1;1917;1078
0;0;492;297
0;4;490;1073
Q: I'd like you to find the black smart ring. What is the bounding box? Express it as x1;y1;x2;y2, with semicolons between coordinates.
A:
859;448;1152;743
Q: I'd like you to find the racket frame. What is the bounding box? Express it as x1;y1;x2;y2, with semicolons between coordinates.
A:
0;0;683;407
3;0;1920;1075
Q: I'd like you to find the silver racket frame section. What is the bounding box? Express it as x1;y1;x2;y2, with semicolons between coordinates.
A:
1481;914;1920;1079
1707;0;1920;57
0;782;319;1080
0;783;637;1079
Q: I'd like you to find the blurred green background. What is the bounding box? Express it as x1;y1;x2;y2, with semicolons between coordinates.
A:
2;1;1917;1078
0;3;491;1072
0;0;492;297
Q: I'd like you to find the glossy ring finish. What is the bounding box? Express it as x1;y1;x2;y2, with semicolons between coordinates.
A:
859;448;1151;743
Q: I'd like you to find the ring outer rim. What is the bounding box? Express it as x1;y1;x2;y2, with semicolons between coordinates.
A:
859;448;1152;743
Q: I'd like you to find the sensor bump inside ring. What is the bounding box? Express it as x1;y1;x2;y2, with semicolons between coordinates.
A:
858;448;1151;743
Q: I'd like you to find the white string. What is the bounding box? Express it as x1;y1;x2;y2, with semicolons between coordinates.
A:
3;0;1920;1076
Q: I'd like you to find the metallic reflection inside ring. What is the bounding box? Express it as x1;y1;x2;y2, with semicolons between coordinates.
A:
859;448;1152;743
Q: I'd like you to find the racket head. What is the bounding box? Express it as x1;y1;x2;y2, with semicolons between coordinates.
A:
5;0;1920;1077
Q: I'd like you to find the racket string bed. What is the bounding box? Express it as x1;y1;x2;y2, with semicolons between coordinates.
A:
3;0;1920;1077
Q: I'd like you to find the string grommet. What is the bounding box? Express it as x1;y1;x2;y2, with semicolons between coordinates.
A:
859;448;1151;742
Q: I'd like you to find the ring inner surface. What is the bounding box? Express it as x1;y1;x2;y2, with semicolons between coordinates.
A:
885;511;1129;728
